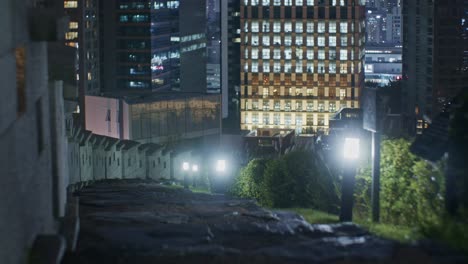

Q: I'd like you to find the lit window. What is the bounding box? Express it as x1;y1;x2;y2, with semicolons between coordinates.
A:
296;0;303;5
262;35;270;46
340;89;346;99
252;35;259;45
65;32;78;40
306;36;314;46
340;64;347;73
252;0;259;5
285;62;292;73
307;101;314;111
273;49;281;59
252;61;259;72
69;22;78;29
296;61;303;73
307;49;314;59
306;22;314;33
252;21;259;32
295;22;303;33
263;61;270;72
285;101;291;111
318;36;325;46
341;37;347;46
329;36;336;47
262;21;270;32
296;36;303;46
318;49;325;60
340;50;348;60
285;22;292;32
307;0;314;5
329;22;336;33
285;0;292;6
262;0;270;5
273;21;281;32
285;48;292;59
329;49;337;59
274;62;281;72
329;62;336;73
318;22;326;33
64;1;78;8
252;48;259;59
274;0;281;6
285;35;292;46
307;62;314;73
273;35;281;45
87;72;92;80
318;62;325;73
340;22;348;33
262;49;270;59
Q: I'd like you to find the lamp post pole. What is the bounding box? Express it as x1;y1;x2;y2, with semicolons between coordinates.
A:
192;164;198;187
340;137;359;222
371;131;381;222
182;162;189;189
340;163;357;222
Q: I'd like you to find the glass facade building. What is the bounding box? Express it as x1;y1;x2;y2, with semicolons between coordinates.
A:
240;0;366;134
115;0;181;91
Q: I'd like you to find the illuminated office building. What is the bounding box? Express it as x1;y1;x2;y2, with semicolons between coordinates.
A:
240;0;366;133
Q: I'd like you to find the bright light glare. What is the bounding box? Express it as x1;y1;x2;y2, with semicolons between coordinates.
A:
216;160;226;172
343;138;360;160
192;164;198;172
182;162;190;171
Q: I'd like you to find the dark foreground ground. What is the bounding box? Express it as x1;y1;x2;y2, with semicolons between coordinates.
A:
63;180;466;264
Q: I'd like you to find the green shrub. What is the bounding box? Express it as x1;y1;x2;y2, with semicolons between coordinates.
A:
230;150;340;210
354;138;445;227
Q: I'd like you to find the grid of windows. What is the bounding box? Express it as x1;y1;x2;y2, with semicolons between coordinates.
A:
240;1;365;133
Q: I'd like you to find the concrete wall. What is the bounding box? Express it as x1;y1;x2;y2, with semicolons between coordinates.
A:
0;0;62;263
66;127;194;185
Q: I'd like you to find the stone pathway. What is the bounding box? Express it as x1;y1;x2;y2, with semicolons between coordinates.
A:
63;179;466;264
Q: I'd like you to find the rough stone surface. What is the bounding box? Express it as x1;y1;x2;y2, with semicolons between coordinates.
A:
63;180;467;264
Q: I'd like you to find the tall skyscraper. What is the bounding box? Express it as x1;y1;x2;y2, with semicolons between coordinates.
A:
240;0;366;133
64;0;101;125
99;0;207;96
221;0;241;131
402;0;468;134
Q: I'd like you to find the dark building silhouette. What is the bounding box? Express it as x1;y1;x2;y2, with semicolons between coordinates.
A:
222;0;241;132
402;0;468;134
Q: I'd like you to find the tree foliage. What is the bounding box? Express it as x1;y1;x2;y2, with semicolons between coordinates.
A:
355;138;445;226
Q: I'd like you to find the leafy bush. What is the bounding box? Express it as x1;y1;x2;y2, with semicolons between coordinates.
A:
354;138;445;227
230;150;339;211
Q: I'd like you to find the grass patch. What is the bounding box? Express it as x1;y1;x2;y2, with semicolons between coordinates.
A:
189;186;211;194
281;208;339;224
284;207;417;242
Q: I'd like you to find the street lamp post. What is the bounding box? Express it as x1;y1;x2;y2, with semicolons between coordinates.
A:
340;137;360;222
212;159;226;193
192;164;198;187
182;161;190;189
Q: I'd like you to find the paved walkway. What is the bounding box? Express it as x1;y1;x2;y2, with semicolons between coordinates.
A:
63;180;466;263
